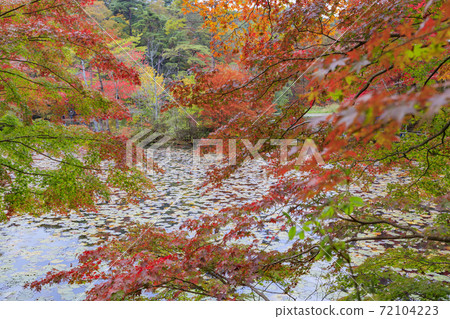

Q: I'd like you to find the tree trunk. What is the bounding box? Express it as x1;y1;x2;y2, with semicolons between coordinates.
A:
89;65;93;87
81;60;88;86
128;9;133;36
210;33;216;70
114;80;120;100
97;68;104;92
154;78;159;121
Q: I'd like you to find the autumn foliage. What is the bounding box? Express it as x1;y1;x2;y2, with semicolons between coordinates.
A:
0;0;140;121
21;0;450;300
171;62;274;128
0;0;152;217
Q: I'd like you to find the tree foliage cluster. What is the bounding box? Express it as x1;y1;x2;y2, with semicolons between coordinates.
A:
0;0;152;219
81;0;221;133
1;0;449;301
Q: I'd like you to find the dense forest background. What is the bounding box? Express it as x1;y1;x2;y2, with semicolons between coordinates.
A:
57;0;306;141
72;0;215;140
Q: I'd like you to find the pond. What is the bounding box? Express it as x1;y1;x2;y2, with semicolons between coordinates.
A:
1;148;446;300
0;148;338;300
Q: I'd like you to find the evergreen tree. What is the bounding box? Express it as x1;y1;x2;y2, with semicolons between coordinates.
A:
109;0;145;36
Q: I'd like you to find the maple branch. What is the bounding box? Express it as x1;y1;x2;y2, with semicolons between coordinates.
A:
216;56;316;97
358;119;450;175
306;29;358;44
423;55;450;87
339;214;419;235
389;25;450;53
0;69;72;92
0;162;50;177
274;98;305;124
0;70;49;87
393;120;450;156
262;246;319;268
146;280;212;299
24;3;64;16
0;122;15;128
407;148;432;189
246;283;270;301
354;65;393;99
296;42;336;51
4;140;103;171
169;277;211;295
204;269;230;286
1;134;105;143
280;103;314;138
408;123;448;188
256;72;299;101
8;59;84;94
346;234;422;242
265;0;274;34
340;215;450;243
0;0;40;18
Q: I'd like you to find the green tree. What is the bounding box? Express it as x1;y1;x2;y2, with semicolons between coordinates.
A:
0;0;152;219
109;0;145;36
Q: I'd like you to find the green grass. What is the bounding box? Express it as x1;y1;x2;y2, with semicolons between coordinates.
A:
309;103;339;114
